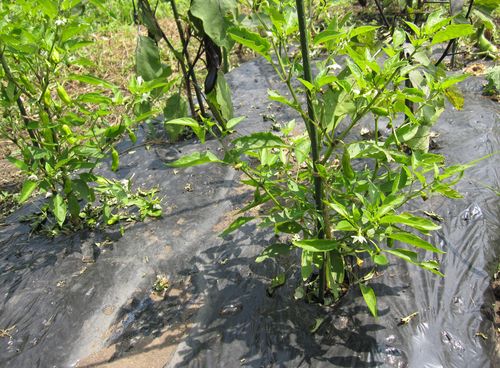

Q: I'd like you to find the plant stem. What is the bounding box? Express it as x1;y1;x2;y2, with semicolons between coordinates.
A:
240;166;285;211
169;0;206;117
140;0;195;116
296;0;326;302
0;51;40;149
321;59;409;165
435;0;474;68
374;0;389;28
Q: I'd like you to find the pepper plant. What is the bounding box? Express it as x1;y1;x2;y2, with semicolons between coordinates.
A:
170;1;475;314
0;0;164;232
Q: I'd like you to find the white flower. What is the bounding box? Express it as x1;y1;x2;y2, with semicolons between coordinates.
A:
360;127;370;136
327;63;341;71
136;76;144;85
55;18;67;26
351;234;367;244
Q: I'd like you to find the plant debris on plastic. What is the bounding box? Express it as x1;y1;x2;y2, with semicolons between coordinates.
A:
0;58;499;368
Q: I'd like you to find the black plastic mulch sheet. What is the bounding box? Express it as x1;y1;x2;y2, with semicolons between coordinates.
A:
0;58;498;368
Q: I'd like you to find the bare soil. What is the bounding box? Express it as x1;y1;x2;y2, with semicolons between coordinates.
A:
77;281;201;368
0;140;24;221
0;140;23;192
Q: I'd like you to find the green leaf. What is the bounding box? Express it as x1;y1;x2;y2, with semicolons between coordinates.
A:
401;88;426;103
68;74;117;89
310;317;326;333
393;28;406;47
268;90;297;109
104;124;125;140
326;200;350;219
373;254;388;266
433;184;463;198
377;195;405;217
329;252;345;285
350;25;379;38
267;273;286;295
73;179;94;202
301;250;313;280
431;24;474;45
297;78;315;91
256;243;293;263
67;193;81;220
39;0;58;18
380;213;441;232
212;71;234;121
221;216;254;237
293;136;310;164
76;92;112;105
62;0;83;11
137;0;163;41
19;180;38;203
388;231;444;253
293;239;339;252
233;132;286;152
404;21;421;36
420;260;444;277
276;221;303;234
169;151;223;167
50;194;67;227
294;286;305;300
228;27;271;61
136;36;169;81
165;118;205;143
315;75;338;88
7;157;28;171
440;74;469;89
438;163;473;180
314;29;343;44
386;249;444;276
226;116;245;130
360;283;377;317
335;220;356;231
385;248;419;263
424;10;451;34
163;93;188;120
190;0;236;49
270;273;286;288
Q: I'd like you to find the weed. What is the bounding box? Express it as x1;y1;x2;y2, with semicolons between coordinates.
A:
483;65;500;97
152;274;169;294
20;178;162;236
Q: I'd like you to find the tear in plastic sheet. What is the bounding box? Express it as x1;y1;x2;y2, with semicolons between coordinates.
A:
0;58;498;368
